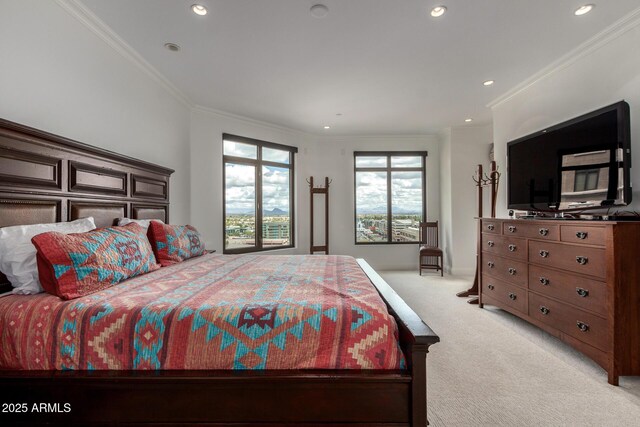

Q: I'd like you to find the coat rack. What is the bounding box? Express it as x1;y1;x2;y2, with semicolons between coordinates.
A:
307;176;332;254
457;161;500;303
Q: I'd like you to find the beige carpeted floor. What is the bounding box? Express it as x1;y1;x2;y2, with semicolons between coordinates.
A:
380;271;640;427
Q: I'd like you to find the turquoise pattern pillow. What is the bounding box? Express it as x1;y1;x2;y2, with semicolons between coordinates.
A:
147;222;205;266
31;223;160;300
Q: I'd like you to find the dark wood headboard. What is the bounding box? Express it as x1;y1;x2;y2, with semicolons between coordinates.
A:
0;118;174;292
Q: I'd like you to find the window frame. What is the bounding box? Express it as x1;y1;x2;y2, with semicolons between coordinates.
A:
353;151;428;245
573;169;600;192
222;133;297;254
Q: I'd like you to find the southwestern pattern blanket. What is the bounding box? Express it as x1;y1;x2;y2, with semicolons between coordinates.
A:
0;254;405;370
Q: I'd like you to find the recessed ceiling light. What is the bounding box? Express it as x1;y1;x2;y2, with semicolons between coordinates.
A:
483;80;495;86
574;4;594;16
465;118;473;123
430;6;447;18
164;43;181;52
324;125;331;129
191;4;207;16
310;4;329;18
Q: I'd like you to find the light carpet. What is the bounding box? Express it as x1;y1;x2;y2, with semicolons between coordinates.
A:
380;271;640;427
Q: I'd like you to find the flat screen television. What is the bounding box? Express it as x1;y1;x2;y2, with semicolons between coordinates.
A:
507;101;631;212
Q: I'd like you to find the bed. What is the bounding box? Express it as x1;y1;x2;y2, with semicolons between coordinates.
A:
0;118;439;426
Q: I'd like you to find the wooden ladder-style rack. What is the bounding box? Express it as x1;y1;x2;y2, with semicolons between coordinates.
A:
308;176;331;254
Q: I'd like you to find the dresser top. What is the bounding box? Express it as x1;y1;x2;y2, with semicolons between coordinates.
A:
479;217;640;225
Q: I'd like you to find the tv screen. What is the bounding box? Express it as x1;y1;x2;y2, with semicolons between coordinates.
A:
507;101;631;212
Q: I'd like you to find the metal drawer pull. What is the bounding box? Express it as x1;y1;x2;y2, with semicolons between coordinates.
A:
487;261;495;268
576;231;588;240
488;241;495;247
487;284;495;290
508;225;516;233
539;250;549;258
539;277;550;286
508;244;517;252
539;228;549;236
576;287;589;297
508;267;516;275
539;306;550;315
487;224;495;231
508;292;517;301
576;321;590;332
576;256;588;265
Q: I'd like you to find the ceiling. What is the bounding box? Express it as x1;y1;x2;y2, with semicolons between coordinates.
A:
80;0;640;135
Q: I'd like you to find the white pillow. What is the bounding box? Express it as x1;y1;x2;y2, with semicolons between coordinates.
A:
118;218;163;229
0;217;96;295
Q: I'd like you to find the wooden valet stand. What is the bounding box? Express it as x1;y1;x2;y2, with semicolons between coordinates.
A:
457;161;500;304
308;176;331;254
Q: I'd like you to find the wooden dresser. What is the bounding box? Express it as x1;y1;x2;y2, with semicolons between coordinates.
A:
478;217;640;385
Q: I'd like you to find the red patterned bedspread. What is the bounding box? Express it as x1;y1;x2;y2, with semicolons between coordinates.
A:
0;254;405;370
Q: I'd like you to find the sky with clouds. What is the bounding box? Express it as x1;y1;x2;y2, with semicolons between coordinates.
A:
355;171;423;214
225;163;290;214
224;146;423;216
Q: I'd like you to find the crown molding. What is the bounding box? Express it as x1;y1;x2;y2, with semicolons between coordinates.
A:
55;0;193;109
192;105;311;138
488;6;640;109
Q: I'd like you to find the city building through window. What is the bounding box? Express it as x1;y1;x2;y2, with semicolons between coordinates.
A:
354;152;427;244
223;134;297;253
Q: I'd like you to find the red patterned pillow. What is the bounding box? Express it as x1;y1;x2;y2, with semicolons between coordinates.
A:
31;223;160;300
147;222;205;266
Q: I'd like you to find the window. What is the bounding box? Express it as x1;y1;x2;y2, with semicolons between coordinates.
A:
223;134;297;253
574;169;600;192
354;152;427;244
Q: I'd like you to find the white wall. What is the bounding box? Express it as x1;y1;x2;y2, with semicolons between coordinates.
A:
439;129;453;271
0;0;191;223
307;135;440;271
492;19;640;217
438;125;493;275
449;125;493;275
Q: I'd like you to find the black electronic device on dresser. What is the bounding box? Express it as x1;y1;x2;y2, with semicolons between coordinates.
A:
507;101;631;213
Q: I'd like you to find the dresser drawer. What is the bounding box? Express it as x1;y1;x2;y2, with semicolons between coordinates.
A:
482;220;501;234
528;293;608;351
561;225;606;246
482;274;527;314
481;234;527;261
529;265;607;316
503;221;559;240
528;240;605;279
482;254;528;287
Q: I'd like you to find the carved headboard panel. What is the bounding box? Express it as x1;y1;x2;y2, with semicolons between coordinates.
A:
0;118;174;292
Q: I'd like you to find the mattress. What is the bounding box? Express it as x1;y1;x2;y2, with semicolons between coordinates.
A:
0;254;405;370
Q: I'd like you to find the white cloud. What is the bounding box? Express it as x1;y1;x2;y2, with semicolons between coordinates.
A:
356;171;423;214
226;163;291;213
